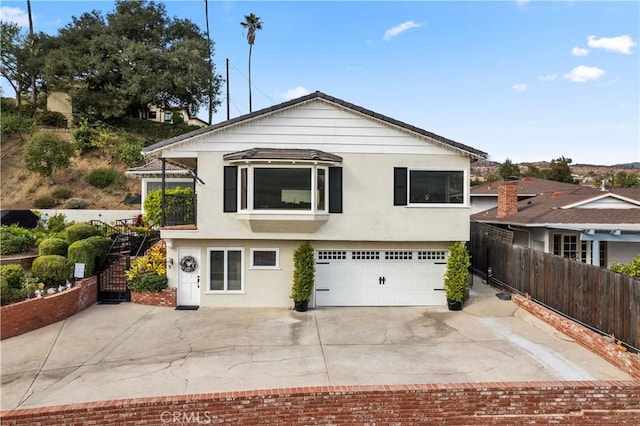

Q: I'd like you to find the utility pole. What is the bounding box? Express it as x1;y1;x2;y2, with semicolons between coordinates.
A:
27;0;36;108
204;0;213;125
226;58;230;120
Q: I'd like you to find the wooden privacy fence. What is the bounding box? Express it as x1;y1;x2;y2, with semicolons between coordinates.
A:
469;222;640;351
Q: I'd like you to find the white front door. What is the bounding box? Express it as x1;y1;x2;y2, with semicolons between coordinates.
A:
177;248;200;306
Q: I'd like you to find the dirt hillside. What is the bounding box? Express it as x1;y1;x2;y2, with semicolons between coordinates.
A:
1;132;140;210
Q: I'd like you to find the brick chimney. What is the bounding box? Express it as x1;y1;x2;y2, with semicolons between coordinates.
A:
497;179;519;218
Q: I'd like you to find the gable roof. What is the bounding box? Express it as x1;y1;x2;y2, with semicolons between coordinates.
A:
143;91;487;160
472;186;640;229
471;177;578;197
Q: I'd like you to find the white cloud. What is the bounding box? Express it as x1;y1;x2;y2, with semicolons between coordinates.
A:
512;83;528;92
572;47;589;56
0;6;30;27
563;65;605;83
383;21;422;41
587;35;637;54
538;74;557;82
280;86;310;101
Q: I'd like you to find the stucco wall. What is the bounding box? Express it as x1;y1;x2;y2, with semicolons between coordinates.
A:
166;239;451;308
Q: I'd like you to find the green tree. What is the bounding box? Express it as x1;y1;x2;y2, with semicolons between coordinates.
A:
444;241;471;305
547;156;575;183
41;0;222;119
498;158;520;179
23;132;76;184
240;13;263;113
0;21;28;106
522;164;544;178
613;172;640;188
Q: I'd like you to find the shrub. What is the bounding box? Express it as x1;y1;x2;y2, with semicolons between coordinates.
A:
85;235;112;271
290;242;315;302
0;264;26;291
87;167;120;188
116;140;144;166
127;273;168;292
0;225;36;255
34;196;58;209
610;255;640;279
35;111;68;128
39;237;69;256
444;242;471;304
64;223;99;243
67;240;95;278
125;245;167;292
0;113;35;138
72;117;99;153
144;187;194;225
31;255;73;287
46;213;70;233
51;188;73;200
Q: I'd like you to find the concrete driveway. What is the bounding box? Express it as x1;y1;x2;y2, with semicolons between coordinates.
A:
1;281;633;410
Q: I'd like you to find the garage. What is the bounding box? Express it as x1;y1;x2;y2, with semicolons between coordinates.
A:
314;250;448;306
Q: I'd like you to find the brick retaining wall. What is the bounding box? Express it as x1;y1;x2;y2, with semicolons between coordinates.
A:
131;287;177;307
0;276;97;340
1;381;638;425
512;294;640;381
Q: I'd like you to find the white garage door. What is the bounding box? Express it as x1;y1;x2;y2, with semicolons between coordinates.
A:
315;250;447;306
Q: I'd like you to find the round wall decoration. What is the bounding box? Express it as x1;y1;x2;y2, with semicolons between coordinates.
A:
180;255;197;272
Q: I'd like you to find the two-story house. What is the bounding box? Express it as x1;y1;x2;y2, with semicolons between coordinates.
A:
142;91;487;308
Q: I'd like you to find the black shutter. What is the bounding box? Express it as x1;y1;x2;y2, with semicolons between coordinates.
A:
328;167;342;213
394;167;408;206
223;166;237;212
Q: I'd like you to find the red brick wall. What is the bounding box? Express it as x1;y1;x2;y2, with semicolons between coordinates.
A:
0;277;97;340
131;287;176;307
512;294;640;380
1;381;638;425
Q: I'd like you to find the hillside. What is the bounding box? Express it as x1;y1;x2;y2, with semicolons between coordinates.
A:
1;132;140;210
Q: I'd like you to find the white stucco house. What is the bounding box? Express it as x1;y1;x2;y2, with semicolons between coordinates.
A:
471;179;640;268
142;91;487;308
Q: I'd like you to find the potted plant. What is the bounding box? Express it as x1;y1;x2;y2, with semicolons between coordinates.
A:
290;242;315;312
444;241;471;311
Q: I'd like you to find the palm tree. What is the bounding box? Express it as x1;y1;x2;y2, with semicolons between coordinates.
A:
240;13;262;113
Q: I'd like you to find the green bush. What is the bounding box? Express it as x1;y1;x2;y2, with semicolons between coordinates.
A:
116;140;144;166
31;255;73;287
0;225;36;255
64;223;99;243
0;113;35;138
85;235;112;271
46;213;70;233
34;196;58;209
0;264;26;291
72;117;99;153
290;242;315;302
39;237;69;257
610;255;640;279
51;188;73;200
126;273;168;292
144;187;194;225
67;240;95;278
36;111;68;128
87;167;121;188
444;242;471;304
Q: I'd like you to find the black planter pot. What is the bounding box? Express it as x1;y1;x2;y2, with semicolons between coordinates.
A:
293;300;309;312
447;299;463;311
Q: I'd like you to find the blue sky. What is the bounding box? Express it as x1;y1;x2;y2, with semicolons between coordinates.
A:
1;1;638;166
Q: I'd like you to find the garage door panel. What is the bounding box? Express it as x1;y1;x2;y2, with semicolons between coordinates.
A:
315;250;447;307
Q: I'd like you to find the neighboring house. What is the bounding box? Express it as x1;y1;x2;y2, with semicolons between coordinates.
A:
45;91;208;128
125;159;194;212
471;179;640;268
142;91;487;308
470;177;578;214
